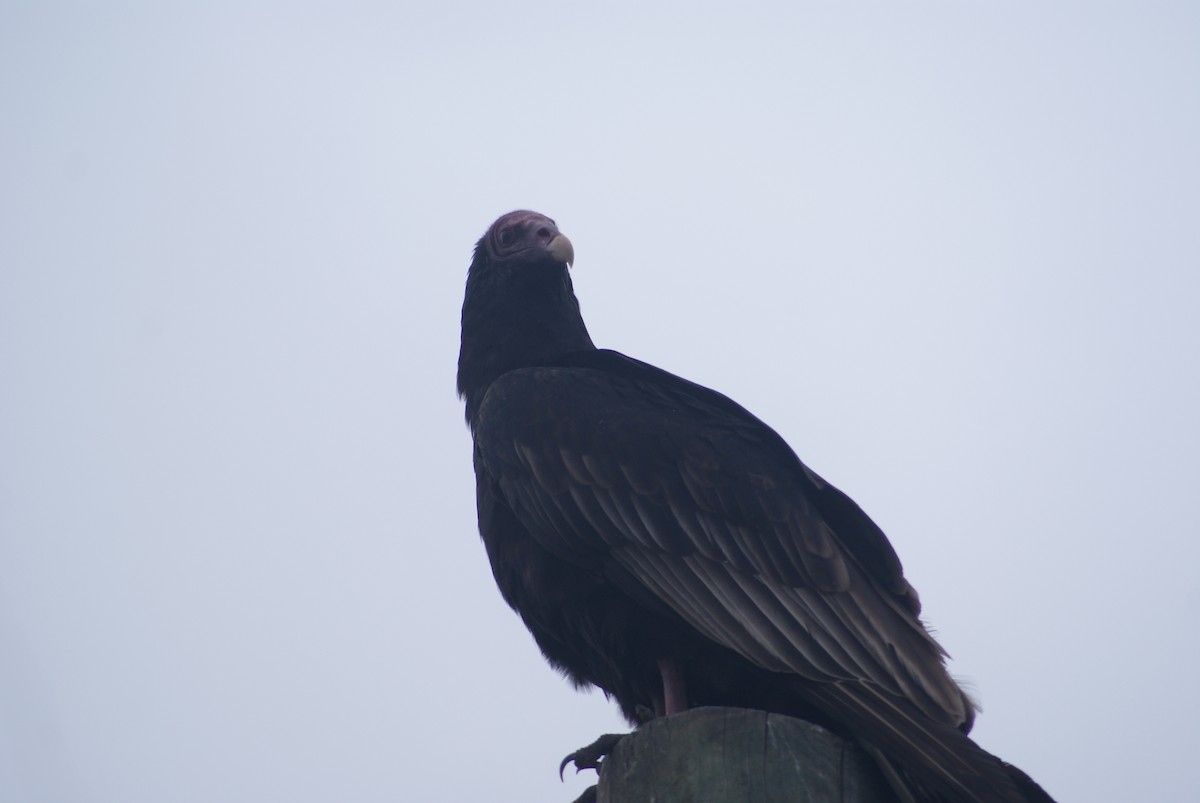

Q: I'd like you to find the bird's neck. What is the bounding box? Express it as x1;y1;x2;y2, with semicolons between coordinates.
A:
457;267;596;424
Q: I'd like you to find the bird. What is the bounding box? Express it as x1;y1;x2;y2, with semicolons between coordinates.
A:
457;210;1055;802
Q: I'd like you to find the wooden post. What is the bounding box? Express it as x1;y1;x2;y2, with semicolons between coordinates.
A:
596;707;890;803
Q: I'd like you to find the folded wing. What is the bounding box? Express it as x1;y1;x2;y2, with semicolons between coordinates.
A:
474;350;969;729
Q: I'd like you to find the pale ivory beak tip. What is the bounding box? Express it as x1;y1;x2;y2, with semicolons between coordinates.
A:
548;233;574;267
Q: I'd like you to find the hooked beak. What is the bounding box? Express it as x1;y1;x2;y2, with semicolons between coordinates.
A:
547;233;574;267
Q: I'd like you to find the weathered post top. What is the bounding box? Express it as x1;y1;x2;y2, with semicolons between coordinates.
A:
597;707;890;803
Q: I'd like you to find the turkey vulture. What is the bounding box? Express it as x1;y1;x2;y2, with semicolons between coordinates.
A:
457;210;1054;802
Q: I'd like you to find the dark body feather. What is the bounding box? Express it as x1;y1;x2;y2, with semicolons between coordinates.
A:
458;211;1054;803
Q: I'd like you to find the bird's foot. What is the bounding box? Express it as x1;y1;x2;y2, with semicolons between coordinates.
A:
560;732;625;803
559;732;625;778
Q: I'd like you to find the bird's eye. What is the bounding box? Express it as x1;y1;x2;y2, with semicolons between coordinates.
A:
498;228;515;246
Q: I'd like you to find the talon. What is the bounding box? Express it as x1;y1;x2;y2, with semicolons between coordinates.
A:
559;732;626;781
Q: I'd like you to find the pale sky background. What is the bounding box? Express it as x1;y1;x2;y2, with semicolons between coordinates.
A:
2;3;1198;802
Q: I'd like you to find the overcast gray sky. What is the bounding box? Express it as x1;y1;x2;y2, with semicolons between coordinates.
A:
2;3;1198;802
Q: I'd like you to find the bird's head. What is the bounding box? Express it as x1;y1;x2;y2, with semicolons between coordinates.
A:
473;210;574;274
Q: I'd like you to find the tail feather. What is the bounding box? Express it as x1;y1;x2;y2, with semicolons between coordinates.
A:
808;682;1055;803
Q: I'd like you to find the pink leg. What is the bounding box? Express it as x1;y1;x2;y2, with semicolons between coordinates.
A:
657;658;688;715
